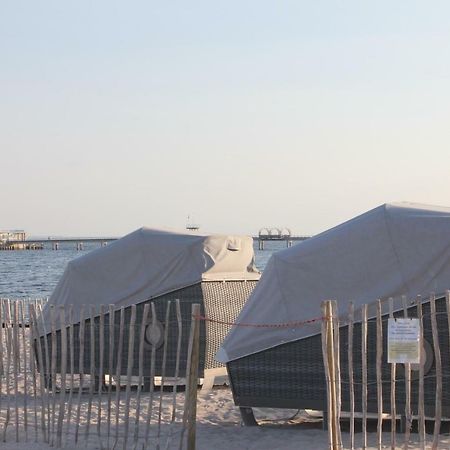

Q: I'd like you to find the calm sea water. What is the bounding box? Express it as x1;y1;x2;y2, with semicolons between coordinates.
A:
0;240;292;299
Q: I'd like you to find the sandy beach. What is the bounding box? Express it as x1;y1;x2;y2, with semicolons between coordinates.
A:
1;319;449;450
2;385;450;449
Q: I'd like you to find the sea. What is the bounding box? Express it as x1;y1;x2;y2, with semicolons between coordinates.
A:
0;240;293;299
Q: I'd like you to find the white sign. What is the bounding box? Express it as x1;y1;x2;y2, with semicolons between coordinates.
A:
387;318;420;364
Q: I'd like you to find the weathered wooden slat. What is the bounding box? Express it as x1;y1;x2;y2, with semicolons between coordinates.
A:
362;304;368;450
107;304;115;449
37;302;51;442
56;306;67;448
13;302;20;442
123;304;137;450
388;298;396;450
113;307;125;448
331;301;342;449
348;302;355;450
0;299;4;432
133;303;150;449
165;299;183;450
179;302;198;450
157;301;172;449
97;304;105;447
2;300;12;443
144;302;158;450
26;302;39;443
85;305;97;445
375;300;383;449
320;301;336;450
74;305;86;444
417;297;425;450
64;305;75;447
402;295;412;450
28;305;39;442
49;305;58;446
0;299;3;378
32;304;48;442
430;294;442;450
186;304;201;450
19;301;29;441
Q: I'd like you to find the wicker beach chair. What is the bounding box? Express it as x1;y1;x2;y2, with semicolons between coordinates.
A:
37;279;257;383
227;294;449;424
37;228;259;387
218;204;450;425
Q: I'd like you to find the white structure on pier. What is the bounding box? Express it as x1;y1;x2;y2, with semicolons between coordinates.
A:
0;230;26;249
0;229;26;242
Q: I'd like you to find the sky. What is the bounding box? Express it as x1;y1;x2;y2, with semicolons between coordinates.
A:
2;1;450;237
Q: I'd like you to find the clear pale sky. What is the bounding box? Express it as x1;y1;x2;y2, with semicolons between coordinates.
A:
2;1;450;237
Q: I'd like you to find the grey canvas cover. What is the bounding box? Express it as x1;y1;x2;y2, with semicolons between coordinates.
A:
45;227;259;325
217;203;450;363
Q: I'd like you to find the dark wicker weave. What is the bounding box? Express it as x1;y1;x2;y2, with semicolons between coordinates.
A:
228;295;450;417
38;280;257;380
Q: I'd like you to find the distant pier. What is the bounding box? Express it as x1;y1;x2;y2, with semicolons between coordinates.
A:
0;237;118;251
255;228;310;250
1;230;310;252
0;242;45;250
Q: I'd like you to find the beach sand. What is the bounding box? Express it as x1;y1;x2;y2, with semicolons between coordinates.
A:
1;325;448;450
2;386;450;449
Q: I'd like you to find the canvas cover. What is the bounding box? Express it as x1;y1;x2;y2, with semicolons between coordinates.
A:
217;203;450;363
44;227;259;326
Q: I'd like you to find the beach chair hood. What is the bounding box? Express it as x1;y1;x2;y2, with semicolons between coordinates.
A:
44;227;259;326
217;202;450;363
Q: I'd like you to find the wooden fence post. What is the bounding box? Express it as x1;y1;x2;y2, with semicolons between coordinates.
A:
331;301;342;449
2;300;12;443
144;302;158;449
0;300;3;422
376;300;383;450
56;306;67;448
430;294;442;450
321;300;339;450
97;304;105;446
19;301;29;441
133;303;150;449
166;299;183;448
84;305;97;445
123;304;136;450
64;305;75;447
348;302;355;450
13;301;20;442
113;307;125;448
402;296;412;449
74;305;86;444
30;304;48;442
186;304;201;450
388;298;397;450
362;304;368;450
417;297;425;450
107;304;115;449
157;301;172;448
27;303;39;443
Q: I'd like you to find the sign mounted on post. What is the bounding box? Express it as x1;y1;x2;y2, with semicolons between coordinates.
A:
387;318;421;364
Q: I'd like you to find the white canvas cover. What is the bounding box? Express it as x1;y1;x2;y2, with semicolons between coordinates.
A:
217;203;450;363
45;228;259;325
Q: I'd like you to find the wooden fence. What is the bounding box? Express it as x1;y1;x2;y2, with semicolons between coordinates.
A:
0;298;201;449
322;291;450;450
